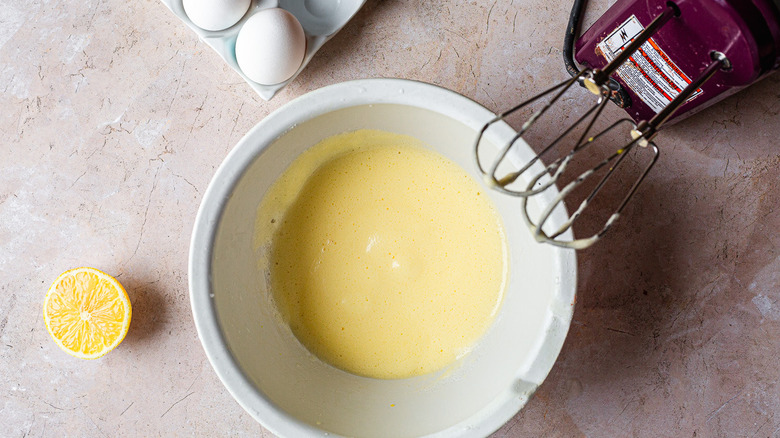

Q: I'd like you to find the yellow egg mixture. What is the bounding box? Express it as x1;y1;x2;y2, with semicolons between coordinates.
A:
254;129;507;379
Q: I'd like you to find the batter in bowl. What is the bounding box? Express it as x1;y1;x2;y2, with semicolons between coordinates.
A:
255;129;507;379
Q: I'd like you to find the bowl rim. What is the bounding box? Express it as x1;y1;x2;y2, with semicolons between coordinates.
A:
188;78;577;438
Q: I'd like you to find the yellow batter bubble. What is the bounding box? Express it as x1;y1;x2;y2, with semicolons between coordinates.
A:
255;130;507;379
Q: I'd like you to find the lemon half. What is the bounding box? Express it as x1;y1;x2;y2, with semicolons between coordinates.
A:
43;267;132;359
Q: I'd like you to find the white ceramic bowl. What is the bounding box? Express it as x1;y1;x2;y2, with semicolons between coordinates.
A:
189;79;576;437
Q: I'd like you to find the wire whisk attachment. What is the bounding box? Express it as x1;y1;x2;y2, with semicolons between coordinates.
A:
474;71;660;249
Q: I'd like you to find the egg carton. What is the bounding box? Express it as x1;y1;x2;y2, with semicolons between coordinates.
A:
159;0;366;101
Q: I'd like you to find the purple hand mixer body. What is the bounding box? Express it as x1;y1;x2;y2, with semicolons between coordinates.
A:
575;0;780;123
474;0;780;249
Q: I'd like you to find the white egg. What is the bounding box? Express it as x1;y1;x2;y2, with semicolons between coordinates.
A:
183;0;251;32
235;8;307;85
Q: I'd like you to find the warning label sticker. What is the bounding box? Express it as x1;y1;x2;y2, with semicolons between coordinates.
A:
597;15;701;114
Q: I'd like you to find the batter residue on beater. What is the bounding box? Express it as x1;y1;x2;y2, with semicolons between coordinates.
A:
254;129;507;379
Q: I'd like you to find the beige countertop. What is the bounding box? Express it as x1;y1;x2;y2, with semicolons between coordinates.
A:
2;0;779;436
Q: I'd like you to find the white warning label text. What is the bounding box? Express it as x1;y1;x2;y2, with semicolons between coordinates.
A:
597;15;702;114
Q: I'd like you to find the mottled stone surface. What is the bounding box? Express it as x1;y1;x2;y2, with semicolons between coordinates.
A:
1;0;779;436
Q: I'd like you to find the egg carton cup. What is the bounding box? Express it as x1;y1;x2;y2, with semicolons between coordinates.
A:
159;0;366;101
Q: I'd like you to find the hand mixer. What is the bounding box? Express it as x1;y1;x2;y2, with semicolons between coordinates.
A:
475;0;780;249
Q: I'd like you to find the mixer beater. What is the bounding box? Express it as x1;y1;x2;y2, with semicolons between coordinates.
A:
476;0;780;249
